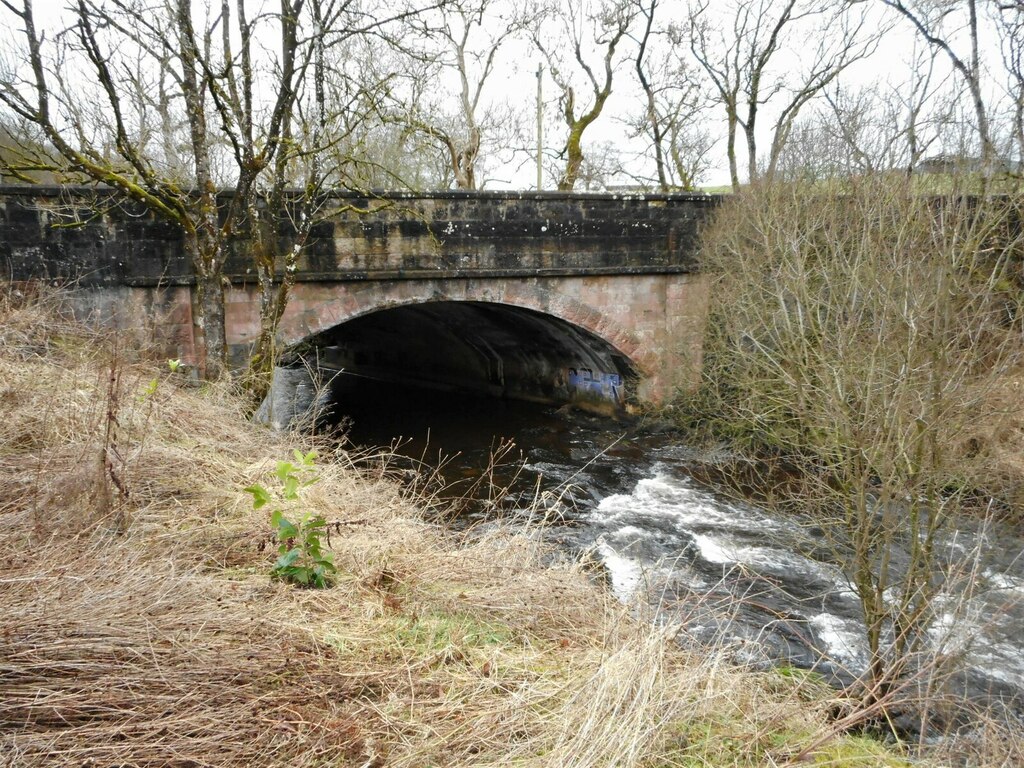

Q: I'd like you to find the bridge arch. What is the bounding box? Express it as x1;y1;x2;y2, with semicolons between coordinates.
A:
274;280;647;409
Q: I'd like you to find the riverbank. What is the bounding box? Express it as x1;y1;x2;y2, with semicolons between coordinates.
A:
659;180;1024;759
0;294;941;766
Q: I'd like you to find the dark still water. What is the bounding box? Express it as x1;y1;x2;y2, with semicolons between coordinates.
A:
325;374;1024;721
326;373;648;516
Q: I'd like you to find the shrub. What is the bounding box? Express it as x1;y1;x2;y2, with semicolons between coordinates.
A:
680;177;1024;715
245;450;337;588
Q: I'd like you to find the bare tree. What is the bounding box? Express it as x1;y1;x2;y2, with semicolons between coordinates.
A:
575;139;626;189
0;0;434;389
385;0;533;190
762;5;878;181
534;0;637;191
319;34;455;189
632;0;671;190
690;176;1024;720
770;116;853;181
629;0;713;191
996;1;1024;167
204;0;404;401
689;0;877;191
227;0;335;403
802;46;951;178
881;0;996;174
0;0;236;377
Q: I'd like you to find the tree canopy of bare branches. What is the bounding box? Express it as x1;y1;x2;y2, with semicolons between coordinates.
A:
534;0;637;191
0;0;435;387
628;0;713;191
881;0;996;175
689;0;878;191
383;0;536;190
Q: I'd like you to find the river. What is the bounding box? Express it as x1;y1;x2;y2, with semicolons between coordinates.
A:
325;374;1024;728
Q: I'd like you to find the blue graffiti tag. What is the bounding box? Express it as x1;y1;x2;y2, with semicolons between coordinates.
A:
567;368;622;401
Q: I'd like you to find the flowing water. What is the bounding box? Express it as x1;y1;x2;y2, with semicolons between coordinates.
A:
326;374;1024;724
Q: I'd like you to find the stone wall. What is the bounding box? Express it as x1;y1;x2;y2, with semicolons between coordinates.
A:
0;185;717;406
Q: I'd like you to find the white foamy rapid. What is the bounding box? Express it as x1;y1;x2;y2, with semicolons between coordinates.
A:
584;470;1024;695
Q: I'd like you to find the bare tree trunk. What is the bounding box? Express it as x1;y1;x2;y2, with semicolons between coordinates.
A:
1015;100;1024;171
727;109;740;191
965;0;994;173
186;223;227;380
559;123;586;191
196;272;227;380
240;0;328;408
245;192;277;401
635;0;668;191
242;184;300;410
176;0;227;379
744;121;758;185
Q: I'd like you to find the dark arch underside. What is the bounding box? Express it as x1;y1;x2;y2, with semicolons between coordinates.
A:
288;301;637;409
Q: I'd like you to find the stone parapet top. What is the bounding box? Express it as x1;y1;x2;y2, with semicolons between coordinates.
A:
0;184;722;204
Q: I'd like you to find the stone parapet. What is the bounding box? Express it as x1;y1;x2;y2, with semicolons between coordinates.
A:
0;186;716;286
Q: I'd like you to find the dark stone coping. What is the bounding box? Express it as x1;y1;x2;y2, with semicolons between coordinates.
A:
0;184;723;205
121;264;695;287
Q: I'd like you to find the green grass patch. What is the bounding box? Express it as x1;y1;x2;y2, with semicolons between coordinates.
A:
665;717;910;767
391;610;513;653
322;609;517;662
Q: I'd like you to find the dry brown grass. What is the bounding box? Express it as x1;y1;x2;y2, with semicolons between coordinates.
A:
961;371;1024;516
0;283;965;767
0;542;386;766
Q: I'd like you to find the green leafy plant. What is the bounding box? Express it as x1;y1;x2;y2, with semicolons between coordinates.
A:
244;449;336;588
139;358;183;402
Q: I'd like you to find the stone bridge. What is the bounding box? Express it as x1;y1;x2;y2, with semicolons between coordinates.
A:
1;186;716;409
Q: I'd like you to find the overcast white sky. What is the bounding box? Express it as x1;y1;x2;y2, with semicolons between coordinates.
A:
4;0;1012;191
482;0;1008;190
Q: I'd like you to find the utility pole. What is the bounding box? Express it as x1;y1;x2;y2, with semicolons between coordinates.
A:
536;64;543;191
